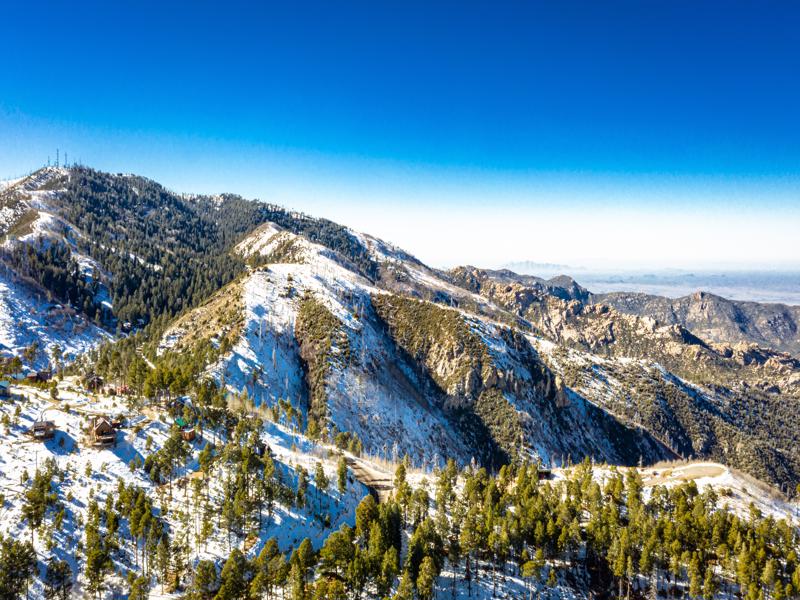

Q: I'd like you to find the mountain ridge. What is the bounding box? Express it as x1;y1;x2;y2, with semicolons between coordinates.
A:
1;165;799;493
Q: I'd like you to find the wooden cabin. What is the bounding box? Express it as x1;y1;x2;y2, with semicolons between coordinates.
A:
0;381;10;398
87;416;116;447
27;370;53;383
175;417;196;441
32;420;55;440
84;373;104;392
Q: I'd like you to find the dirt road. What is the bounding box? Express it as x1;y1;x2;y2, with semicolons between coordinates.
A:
346;456;394;502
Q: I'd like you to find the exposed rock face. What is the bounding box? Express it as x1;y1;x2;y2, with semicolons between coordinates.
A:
441;266;800;488
370;292;673;469
450;266;800;354
450;267;800;395
595;290;800;356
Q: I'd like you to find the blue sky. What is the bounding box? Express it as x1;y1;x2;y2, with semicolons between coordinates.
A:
1;1;798;268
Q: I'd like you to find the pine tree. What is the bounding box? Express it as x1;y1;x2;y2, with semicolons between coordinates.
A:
688;556;702;598
0;535;36;600
337;457;348;494
703;567;717;600
417;556;437;600
315;462;329;515
289;561;306;600
378;546;399;598
43;558;73;600
393;570;415;600
128;576;149;600
296;467;308;509
216;549;249;600
84;508;111;600
355;495;378;541
191;560;219;600
157;535;171;593
319;527;355;580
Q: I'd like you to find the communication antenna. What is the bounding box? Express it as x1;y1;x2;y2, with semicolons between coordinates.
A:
56;149;59;167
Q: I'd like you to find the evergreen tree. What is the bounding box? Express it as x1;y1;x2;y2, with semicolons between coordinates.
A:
215;549;250;600
417;556;437;600
0;535;36;600
43;558;73;600
189;560;219;600
128;576;149;600
337;457;348;494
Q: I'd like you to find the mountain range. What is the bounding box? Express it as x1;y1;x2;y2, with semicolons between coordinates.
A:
2;165;800;491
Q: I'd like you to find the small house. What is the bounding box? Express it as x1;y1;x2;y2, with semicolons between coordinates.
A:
84;373;104;392
32;420;55;440
0;381;10;398
25;370;52;383
174;417;196;441
87;416;116;447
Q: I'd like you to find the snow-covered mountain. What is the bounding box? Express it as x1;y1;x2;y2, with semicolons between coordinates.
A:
0;168;109;366
160;222;672;472
1;165;799;489
1;165;799;600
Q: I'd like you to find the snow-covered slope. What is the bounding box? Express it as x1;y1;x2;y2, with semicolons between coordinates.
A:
0;168;110;367
165;224;473;465
162;223;674;471
0;268;108;366
0;377;368;598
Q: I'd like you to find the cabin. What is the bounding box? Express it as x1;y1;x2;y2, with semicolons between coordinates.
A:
87;416;116;447
23;370;51;384
175;417;196;441
537;467;552;481
84;373;104;392
0;381;10;398
32;420;55;440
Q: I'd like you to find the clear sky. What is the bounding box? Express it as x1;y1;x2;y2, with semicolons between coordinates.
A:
1;1;798;269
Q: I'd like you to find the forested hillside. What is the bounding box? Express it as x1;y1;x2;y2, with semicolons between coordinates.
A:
0;167;381;331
